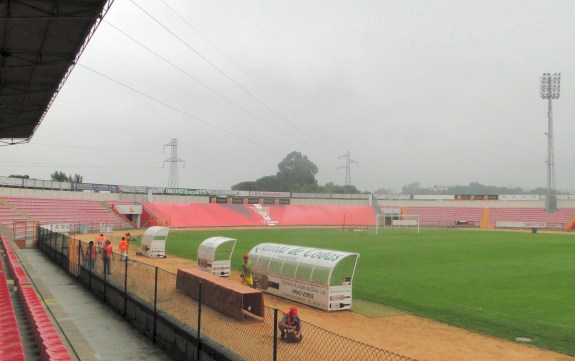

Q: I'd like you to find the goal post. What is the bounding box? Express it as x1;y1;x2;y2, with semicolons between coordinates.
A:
376;212;420;234
391;215;420;234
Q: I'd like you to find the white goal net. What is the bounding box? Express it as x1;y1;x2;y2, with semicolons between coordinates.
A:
376;212;420;234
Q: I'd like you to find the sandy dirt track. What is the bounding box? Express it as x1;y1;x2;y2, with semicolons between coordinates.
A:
84;229;574;361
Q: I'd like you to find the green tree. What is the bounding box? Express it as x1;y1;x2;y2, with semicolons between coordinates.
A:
276;151;318;192
50;171;83;183
9;174;29;179
50;171;68;182
71;174;83;183
232;151;320;192
231;181;257;191
318;182;360;194
397;181;561;195
255;175;281;191
374;187;393;194
402;182;421;194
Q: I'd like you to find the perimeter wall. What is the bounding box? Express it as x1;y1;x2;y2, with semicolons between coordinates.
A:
3;175;575;208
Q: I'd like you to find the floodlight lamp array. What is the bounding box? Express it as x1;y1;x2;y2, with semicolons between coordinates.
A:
540;72;561;99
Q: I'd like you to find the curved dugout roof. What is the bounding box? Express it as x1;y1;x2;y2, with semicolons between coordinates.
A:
249;243;360;287
0;0;114;145
142;226;169;241
198;236;237;261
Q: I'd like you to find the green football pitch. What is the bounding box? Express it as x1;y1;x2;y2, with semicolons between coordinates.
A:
151;227;575;356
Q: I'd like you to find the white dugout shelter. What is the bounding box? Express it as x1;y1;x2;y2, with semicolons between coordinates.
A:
248;243;360;311
197;236;237;277
140;226;169;258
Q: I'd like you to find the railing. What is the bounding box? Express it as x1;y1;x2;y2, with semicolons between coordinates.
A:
37;228;416;361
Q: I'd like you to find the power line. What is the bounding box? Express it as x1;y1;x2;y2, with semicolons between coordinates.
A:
103;20;303;143
130;0;329;151
30;142;162;153
76;63;282;155
0;160;164;170
158;0;314;129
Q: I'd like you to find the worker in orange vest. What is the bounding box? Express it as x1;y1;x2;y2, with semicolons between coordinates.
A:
119;237;128;261
96;233;105;253
102;240;114;275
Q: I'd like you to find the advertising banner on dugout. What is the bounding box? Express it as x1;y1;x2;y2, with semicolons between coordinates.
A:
249;243;359;311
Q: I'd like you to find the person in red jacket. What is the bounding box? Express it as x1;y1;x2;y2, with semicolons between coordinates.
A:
279;306;302;342
102;240;114;275
85;241;97;270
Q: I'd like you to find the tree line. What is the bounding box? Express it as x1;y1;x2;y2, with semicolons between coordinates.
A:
232;151;361;193
9;156;553;195
388;181;560;195
9;171;83;183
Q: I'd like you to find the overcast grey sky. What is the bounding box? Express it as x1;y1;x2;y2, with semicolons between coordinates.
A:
2;0;574;192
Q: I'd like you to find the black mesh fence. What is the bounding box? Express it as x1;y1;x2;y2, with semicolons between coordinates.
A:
280;320;414;361
39;229;416;361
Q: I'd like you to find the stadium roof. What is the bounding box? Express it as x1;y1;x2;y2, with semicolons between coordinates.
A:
0;0;114;146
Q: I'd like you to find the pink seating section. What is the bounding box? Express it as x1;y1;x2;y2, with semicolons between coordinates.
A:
404;207;484;226
141;203;376;228
488;207;575;228
19;287;72;361
3;195;575;229
0;203;29;228
2;196;130;229
141;203;575;228
404;206;575;228
2;238;30;290
1;236;72;360
0;245;26;361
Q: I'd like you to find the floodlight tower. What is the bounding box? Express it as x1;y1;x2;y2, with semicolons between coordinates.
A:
540;73;561;212
164;138;185;188
338;150;358;188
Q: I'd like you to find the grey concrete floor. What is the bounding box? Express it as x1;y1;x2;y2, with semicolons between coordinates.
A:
17;248;172;361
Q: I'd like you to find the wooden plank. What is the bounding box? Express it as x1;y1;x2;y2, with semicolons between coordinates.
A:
176;268;264;321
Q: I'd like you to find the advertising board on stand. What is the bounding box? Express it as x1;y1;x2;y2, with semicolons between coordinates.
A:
0;176;23;187
73;182;119;192
249;243;359;311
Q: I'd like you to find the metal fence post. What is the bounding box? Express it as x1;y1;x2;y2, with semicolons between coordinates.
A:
153;266;158;343
64;234;68;268
60;233;64;267
50;231;55;259
273;308;278;361
103;265;107;302
88;254;92;292
77;241;81;276
197;281;202;361
124;256;128;318
54;232;57;263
